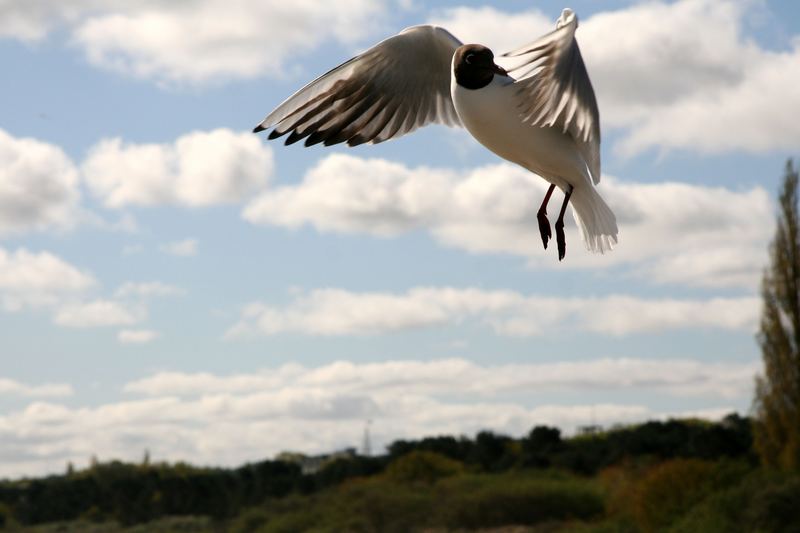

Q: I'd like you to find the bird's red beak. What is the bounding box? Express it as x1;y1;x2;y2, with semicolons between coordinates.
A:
491;63;508;76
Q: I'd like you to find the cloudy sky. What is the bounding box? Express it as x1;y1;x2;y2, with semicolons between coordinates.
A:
1;0;798;478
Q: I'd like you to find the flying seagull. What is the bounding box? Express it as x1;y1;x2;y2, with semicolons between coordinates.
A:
253;8;617;260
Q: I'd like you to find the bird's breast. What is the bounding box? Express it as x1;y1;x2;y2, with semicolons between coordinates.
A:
452;75;521;160
451;75;586;187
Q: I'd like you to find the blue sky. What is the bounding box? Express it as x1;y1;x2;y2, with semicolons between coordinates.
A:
0;0;798;478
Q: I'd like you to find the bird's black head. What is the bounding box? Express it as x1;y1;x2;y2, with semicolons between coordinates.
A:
453;44;507;90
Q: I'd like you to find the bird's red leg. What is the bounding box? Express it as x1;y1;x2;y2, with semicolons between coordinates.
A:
555;185;573;261
537;184;557;249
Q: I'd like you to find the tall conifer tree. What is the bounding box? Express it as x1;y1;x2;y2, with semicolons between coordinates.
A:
754;159;800;469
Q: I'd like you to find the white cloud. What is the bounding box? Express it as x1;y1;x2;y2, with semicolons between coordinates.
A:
83;129;272;208
0;378;73;398
244;154;451;236
0;247;177;332
118;329;159;344
580;0;800;156
0;247;177;333
226;287;758;338
54;299;144;328
0;0;387;85
0;397;652;478
0;247;95;311
74;1;387;85
0;0;93;41
244;154;772;289
0;357;748;477
159;238;198;257
429;6;552;59
115;281;184;298
566;180;772;288
4;2;796;152
126;358;757;401
431;0;800;155
615;41;800;156
0;128;81;236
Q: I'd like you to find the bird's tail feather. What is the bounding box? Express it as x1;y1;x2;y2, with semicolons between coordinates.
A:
570;185;618;253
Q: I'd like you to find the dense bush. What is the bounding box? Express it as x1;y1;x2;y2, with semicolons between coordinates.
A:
666;470;800;533
437;473;604;529
384;450;464;484
632;459;718;532
229;471;603;532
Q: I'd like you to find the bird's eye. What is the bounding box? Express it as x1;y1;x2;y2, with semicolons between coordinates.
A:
465;53;475;65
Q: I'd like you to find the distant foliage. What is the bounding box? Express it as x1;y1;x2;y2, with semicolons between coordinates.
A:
231;472;602;533
0;416;755;528
755;159;800;471
535;415;753;475
384;450;464;484
0;459;301;526
436;473;604;529
387;434;474;463
522;425;564;468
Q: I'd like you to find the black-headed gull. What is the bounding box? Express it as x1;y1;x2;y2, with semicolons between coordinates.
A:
254;8;617;260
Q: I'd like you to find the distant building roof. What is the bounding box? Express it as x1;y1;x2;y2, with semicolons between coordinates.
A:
276;447;357;475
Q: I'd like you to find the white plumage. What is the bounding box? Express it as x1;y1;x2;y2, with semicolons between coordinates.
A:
254;8;618;260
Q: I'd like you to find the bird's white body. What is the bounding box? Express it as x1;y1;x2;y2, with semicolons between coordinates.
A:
452;73;582;192
452;73;617;253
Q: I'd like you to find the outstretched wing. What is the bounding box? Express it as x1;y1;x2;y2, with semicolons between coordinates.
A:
253;25;463;147
502;9;601;184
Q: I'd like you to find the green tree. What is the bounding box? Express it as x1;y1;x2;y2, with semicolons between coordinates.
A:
385;450;464;484
754;159;800;470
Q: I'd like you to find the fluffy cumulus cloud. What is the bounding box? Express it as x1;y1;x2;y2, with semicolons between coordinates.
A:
0;357;750;477
48;278;186;328
0;246;179;335
0;247;95;311
431;0;800;155
0;0;386;84
1;127;274;232
0;129;81;236
244;155;452;236
244;154;772;289
226;286;759;338
616;43;800;155
49;278;186;329
83;129;272;208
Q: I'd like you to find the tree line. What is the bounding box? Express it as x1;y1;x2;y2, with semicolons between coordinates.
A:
0;414;753;527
